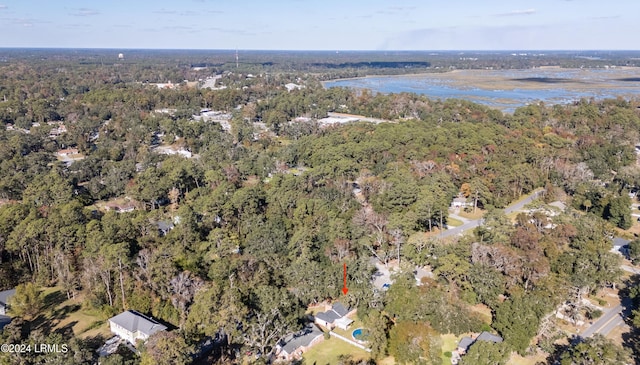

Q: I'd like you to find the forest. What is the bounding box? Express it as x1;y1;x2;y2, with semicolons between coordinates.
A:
0;50;639;365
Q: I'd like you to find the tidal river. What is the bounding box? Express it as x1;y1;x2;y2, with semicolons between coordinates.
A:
323;68;640;112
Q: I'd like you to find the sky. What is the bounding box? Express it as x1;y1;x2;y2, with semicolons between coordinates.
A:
0;0;639;50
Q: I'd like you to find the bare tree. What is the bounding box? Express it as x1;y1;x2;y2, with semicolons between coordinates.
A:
170;271;204;329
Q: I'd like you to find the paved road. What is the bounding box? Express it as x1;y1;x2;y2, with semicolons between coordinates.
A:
581;297;633;338
581;304;623;338
439;189;544;239
622;265;640;275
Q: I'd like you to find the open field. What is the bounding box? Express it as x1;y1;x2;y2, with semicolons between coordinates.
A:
32;288;111;339
507;352;549;365
302;336;371;365
440;334;459;365
456;209;486;220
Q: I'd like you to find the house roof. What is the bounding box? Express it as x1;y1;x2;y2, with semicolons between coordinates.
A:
458;337;474;351
334;316;353;329
315;310;340;323
613;237;630;248
0;289;16;308
109;310;167;337
477;331;503;343
0;315;10;329
316;302;352;323
332;302;350;317
280;325;323;355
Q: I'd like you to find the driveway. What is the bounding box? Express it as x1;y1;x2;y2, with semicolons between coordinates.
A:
439;189;543;239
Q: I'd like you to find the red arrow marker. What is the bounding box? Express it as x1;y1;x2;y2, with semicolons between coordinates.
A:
342;263;349;295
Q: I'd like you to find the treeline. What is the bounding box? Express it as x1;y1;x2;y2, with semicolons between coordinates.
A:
0;54;639;364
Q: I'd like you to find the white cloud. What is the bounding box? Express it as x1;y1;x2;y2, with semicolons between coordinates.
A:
71;8;100;17
495;9;536;17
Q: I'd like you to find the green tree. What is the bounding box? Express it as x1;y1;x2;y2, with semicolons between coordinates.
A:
388;321;441;365
558;334;630;365
362;310;390;360
494;293;545;355
140;331;192;365
629;239;640;264
604;195;632;229
460;341;510;365
9;282;43;319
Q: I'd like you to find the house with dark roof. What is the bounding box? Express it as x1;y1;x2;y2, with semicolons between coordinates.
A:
0;315;10;330
314;302;355;330
0;289;16;316
108;310;167;346
275;325;324;361
476;331;503;343
612;237;630;258
457;331;503;356
456;337;474;354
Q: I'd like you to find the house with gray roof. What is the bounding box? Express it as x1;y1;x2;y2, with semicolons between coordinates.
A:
476;331;503;343
612;237;630;258
0;289;16;316
275;325;324;361
457;336;474;354
314;302;355;330
0;315;11;330
456;331;503;358
108;310;167;346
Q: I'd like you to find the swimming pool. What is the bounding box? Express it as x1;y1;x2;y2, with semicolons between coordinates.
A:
352;328;369;342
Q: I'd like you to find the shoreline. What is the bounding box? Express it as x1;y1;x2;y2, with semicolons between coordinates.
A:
322;67;640;92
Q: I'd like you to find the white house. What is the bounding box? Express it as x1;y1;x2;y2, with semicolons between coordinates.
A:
451;196;470;208
108;310;167;346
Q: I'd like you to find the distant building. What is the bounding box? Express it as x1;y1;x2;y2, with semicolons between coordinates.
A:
56;148;79;157
108;310;167;346
612;237;630;258
451;196;470;208
0;288;16;331
156;221;174;236
0;288;16;316
0;315;10;330
285;83;304;92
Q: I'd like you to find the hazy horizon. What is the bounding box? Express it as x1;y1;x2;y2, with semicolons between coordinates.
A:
1;0;639;51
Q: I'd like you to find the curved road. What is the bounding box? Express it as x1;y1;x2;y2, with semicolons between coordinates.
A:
439;189;544;239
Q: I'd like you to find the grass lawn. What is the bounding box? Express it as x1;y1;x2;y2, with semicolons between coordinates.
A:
440;334;460;365
456;209;486;220
447;217;464;227
507;352;549;365
377;357;396;365
469;304;493;324
32;287;111;339
331;318;365;340
302;336;371;365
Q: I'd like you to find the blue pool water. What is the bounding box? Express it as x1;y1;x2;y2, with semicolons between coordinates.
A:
352;328;369;341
